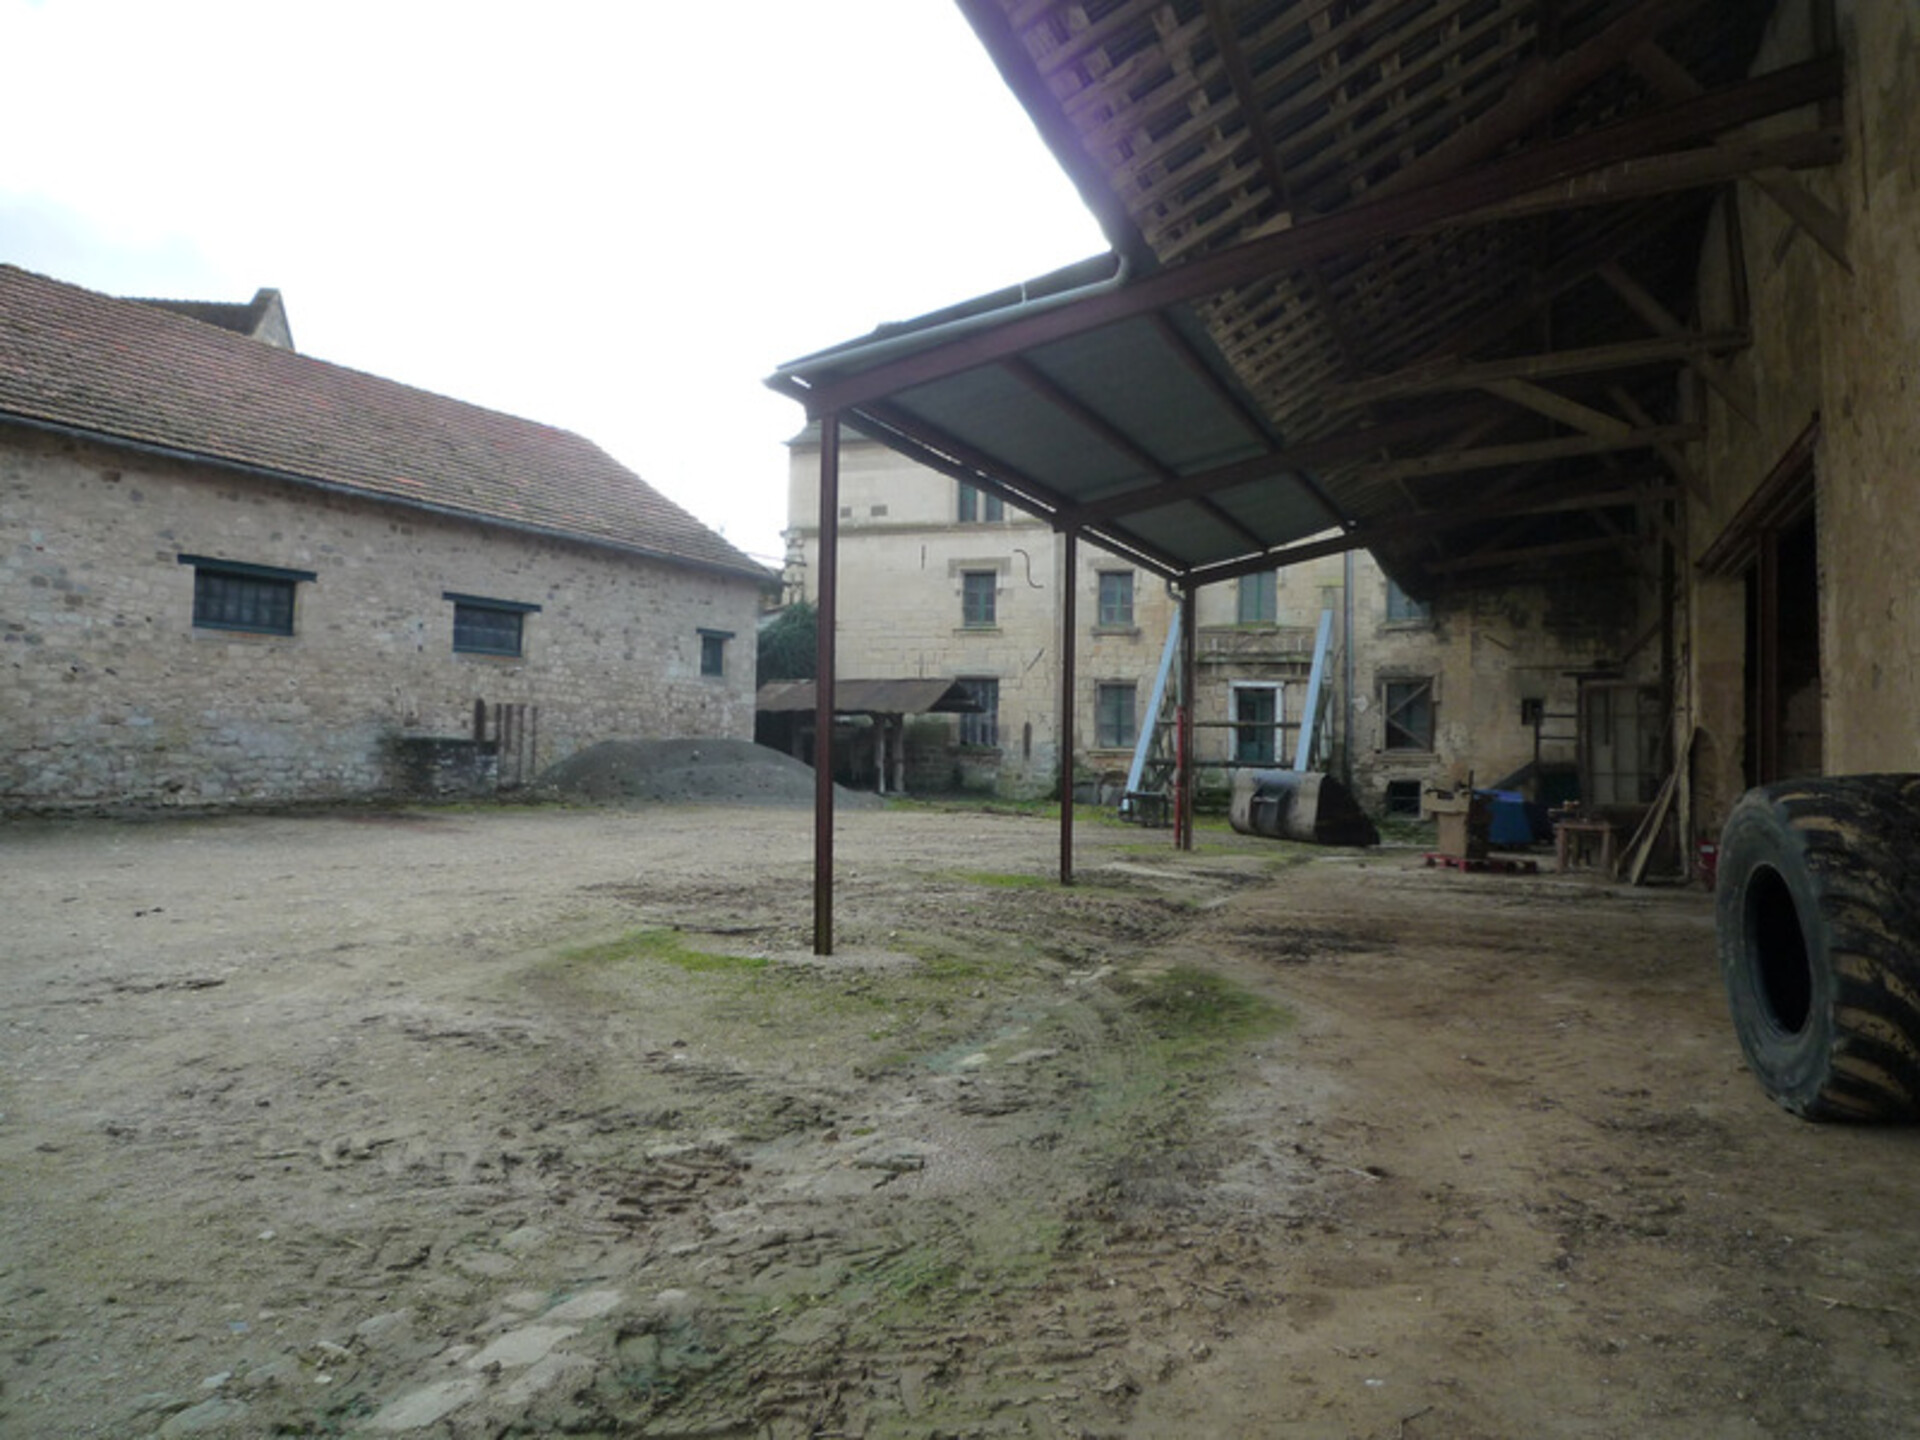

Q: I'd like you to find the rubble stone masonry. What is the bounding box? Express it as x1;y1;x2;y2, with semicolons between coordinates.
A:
1;430;762;810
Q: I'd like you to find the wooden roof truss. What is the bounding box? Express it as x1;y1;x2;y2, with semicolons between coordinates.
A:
937;0;1841;593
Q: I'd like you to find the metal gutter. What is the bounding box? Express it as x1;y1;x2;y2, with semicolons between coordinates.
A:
768;253;1130;407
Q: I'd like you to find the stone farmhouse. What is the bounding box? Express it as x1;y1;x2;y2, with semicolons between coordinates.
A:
0;267;772;812
786;425;1645;815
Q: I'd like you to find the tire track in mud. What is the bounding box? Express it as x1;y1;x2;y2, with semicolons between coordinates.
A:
424;859;1296;1437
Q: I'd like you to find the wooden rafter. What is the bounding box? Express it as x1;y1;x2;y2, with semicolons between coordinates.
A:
1426;535;1634;575
1364;0;1717;203
1185;481;1677;590
1063;404;1507;528
1629;39;1850;269
1329;331;1751;407
1359;423;1703;483
1598;259;1757;422
1479;378;1638;444
785;55;1840;420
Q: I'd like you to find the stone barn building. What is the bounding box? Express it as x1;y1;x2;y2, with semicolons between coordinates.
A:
0;267;772;811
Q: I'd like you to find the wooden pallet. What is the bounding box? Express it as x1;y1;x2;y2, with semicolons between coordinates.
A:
1424;852;1541;875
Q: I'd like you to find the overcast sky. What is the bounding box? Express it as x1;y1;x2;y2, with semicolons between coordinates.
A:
1;1;1107;565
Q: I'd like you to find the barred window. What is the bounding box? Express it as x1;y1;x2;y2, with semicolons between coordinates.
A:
180;555;314;636
445;592;541;657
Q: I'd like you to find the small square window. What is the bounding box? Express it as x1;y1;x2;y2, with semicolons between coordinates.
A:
958;484;1004;523
180;554;315;636
1386;578;1431;624
699;629;733;677
1097;571;1134;628
962;570;997;628
445;592;540;657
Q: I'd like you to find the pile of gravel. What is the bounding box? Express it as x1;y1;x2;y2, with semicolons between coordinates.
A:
536;738;881;809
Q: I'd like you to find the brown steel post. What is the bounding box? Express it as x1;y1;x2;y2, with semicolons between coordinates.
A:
1756;528;1780;784
1180;585;1198;851
1059;528;1077;885
814;413;841;955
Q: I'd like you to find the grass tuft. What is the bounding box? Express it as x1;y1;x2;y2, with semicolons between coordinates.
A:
560;928;769;975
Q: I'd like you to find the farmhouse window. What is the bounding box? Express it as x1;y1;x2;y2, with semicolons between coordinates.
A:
958;484;1004;523
445;592;540;657
1095;682;1136;749
1238;570;1277;623
1231;682;1282;764
961;570;997;628
1097;571;1134;629
699;628;733;677
180;554;315;636
957;676;999;748
1383;678;1436;752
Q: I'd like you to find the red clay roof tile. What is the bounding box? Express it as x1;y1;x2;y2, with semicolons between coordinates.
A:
0;265;770;583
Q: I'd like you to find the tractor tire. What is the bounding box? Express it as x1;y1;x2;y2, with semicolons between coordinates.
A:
1717;775;1920;1120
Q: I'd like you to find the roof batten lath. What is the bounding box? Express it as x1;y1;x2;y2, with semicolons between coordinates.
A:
1027;0;1182;81
1283;32;1538;211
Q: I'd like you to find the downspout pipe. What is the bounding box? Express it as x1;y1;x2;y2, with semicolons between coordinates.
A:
813;413;841;956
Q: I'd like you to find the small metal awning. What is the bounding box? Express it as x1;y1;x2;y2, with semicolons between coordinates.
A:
756;678;981;717
768;254;1342;585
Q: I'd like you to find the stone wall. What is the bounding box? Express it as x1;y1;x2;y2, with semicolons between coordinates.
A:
1342;568;1646;814
1;430;764;810
789;431;1643;814
787;432;1174;798
1686;2;1920;818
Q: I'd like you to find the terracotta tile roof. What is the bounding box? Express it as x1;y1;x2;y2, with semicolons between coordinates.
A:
0;265;770;582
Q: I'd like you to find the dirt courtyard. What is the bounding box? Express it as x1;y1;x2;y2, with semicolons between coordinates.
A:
6;800;1920;1438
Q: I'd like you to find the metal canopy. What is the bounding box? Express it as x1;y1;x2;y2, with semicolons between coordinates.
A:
771;261;1338;581
767;0;1839;597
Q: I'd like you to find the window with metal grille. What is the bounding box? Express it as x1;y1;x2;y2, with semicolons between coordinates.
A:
1383;678;1436;751
1384;779;1423;815
180;554;314;636
961;570;997;627
958;484;1004;523
445;592;540;657
1096;682;1136;748
1097;571;1134;628
957;677;999;748
699;628;732;677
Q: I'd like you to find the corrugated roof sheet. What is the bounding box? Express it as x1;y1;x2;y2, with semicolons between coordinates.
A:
0;266;771;583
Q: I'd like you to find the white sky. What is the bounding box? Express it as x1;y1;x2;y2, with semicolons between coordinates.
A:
0;0;1108;565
